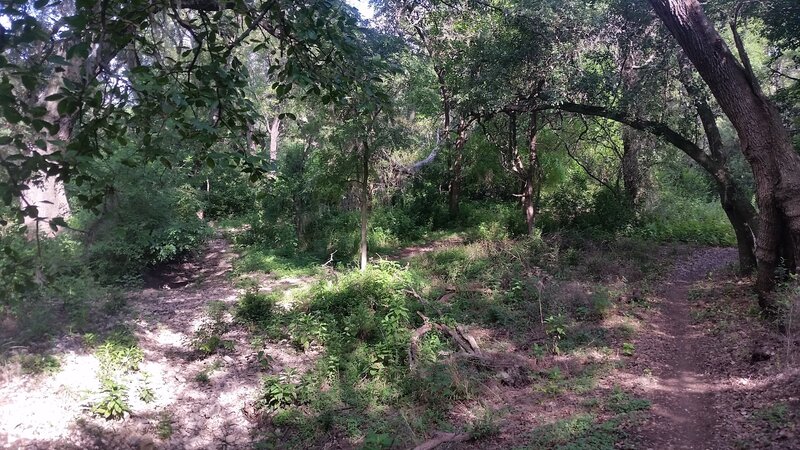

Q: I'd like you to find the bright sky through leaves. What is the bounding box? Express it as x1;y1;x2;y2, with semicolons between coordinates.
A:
347;0;374;20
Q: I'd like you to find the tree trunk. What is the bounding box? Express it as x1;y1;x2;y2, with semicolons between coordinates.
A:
620;56;645;208
360;142;370;272
523;111;540;235
648;0;800;301
268;117;280;162
678;66;758;273
22;79;75;237
621;127;643;207
448;121;467;219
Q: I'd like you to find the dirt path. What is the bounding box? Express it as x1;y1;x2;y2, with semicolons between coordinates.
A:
0;234;318;449
634;247;737;449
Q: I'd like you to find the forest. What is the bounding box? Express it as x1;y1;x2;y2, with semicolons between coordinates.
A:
0;0;799;448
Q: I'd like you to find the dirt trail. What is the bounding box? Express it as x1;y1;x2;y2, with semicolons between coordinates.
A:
0;234;317;449
635;247;737;449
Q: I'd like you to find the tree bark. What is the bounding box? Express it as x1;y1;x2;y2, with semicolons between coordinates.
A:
268;117;280;162
360;141;370;272
448;120;468;219
620;55;645;208
523;111;540;235
678;65;758;273
648;0;800;301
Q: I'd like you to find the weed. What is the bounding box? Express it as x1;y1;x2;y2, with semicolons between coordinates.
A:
97;342;144;373
259;370;301;411
156;411;175;439
526;414;625;450
621;342;635;357
91;377;131;420
754;403;790;430
468;408;501;440
191;302;234;357
545;314;568;354
236;291;276;325
288;312;328;351
194;371;210;384
606;387;650;414
18;353;61;375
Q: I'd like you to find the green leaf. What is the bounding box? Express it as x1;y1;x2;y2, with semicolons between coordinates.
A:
21;75;37;91
159;157;172;169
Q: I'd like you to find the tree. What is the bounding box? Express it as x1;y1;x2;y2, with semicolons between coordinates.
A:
0;0;362;235
647;0;800;301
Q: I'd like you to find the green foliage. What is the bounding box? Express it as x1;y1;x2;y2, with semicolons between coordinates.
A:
236;291;277;326
90;377;131;420
192;301;234;357
77;161;213;282
96;329;143;374
606;387;650;414
156;411;175;440
259;370;301;411
17;353;61;375
621;342;635;357
288;312;329;351
525;414;628;450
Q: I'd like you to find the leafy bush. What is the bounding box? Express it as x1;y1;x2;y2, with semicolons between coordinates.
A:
91;377;131;420
73;159;212;283
236;291;276;325
259;370;302;411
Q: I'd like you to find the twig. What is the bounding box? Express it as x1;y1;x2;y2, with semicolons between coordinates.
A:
322;250;337;267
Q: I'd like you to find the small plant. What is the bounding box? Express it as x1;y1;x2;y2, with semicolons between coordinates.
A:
236;291;276;325
156;411;175;439
288;312;328;351
97;342;144;373
194;371;211;384
91;377;131;420
363;431;393;449
18;353;61;375
258;370;300;411
468;408;501;440
754;403;789;430
191;303;234;357
621;342;635;356
606;386;650;414
545;314;568;354
138;372;156;403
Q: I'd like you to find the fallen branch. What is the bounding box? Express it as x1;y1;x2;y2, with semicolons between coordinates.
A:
322;250;337;267
409;312;481;370
413;431;470;450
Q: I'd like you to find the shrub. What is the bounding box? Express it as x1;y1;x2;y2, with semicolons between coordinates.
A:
236;291;276;325
91;377;131;420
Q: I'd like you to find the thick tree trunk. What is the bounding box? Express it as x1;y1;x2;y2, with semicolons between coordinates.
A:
648;0;800;302
360;142;370;272
621;127;643;206
22;77;76;237
448;121;467;219
620;57;645;208
268;117;280;162
523;111;540;235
